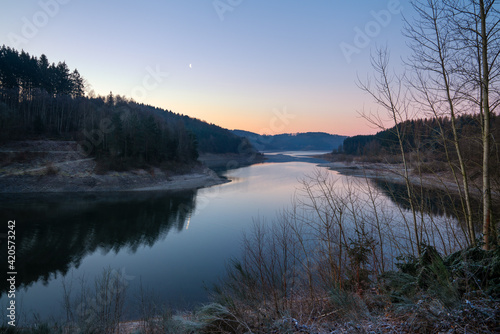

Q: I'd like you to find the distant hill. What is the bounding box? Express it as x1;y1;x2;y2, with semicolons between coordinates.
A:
232;130;347;152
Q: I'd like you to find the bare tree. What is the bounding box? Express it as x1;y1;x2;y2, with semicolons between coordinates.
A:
404;0;500;249
358;48;422;256
404;0;476;246
478;0;499;249
446;0;500;249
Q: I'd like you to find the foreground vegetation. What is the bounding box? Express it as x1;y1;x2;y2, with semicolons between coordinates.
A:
2;248;499;333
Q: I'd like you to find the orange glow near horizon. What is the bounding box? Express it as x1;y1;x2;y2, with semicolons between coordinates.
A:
149;83;384;138
158;103;378;137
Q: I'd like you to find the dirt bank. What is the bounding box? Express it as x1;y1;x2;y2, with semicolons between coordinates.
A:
0;140;228;193
320;160;500;201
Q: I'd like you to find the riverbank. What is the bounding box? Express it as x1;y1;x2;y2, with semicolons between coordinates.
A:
319;159;499;202
0;167;227;193
0;140;228;193
320;160;458;190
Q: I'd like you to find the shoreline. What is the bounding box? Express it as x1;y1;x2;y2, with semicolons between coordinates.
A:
320;160;500;202
321;160;462;192
0;140;229;194
0;166;228;194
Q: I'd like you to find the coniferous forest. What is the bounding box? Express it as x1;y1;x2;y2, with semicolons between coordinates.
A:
0;46;253;170
338;115;500;179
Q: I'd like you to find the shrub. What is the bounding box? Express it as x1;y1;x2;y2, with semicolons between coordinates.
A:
44;162;59;175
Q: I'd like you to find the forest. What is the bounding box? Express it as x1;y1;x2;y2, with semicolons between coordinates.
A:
0;46;253;170
340;115;500;178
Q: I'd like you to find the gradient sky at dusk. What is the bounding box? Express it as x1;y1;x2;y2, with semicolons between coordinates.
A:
1;0;412;136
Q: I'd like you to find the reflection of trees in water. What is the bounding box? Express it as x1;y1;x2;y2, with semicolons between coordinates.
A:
0;191;197;296
372;180;487;227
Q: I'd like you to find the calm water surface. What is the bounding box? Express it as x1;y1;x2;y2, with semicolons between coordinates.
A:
0;152;463;323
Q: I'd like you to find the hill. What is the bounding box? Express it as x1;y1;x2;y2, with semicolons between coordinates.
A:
340;115;499;168
0;46;256;171
232;130;346;152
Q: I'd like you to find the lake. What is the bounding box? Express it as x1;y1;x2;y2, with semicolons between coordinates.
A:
0;152;465;324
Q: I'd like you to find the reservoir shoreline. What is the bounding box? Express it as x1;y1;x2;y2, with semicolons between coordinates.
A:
0;140;231;193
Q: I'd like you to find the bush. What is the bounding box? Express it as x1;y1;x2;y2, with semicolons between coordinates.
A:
44;162;59;175
416;245;458;308
445;245;500;298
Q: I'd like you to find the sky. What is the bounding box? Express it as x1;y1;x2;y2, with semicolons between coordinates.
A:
1;0;412;136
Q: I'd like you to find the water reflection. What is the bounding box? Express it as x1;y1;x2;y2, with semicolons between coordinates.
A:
371;180;491;230
0;191;196;296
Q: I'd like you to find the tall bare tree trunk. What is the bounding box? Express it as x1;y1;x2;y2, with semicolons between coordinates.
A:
440;60;476;247
480;0;494;250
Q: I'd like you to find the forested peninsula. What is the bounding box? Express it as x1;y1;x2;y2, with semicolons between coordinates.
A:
0;46;259;192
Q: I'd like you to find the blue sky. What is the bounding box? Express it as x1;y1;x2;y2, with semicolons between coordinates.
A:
1;0;411;136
